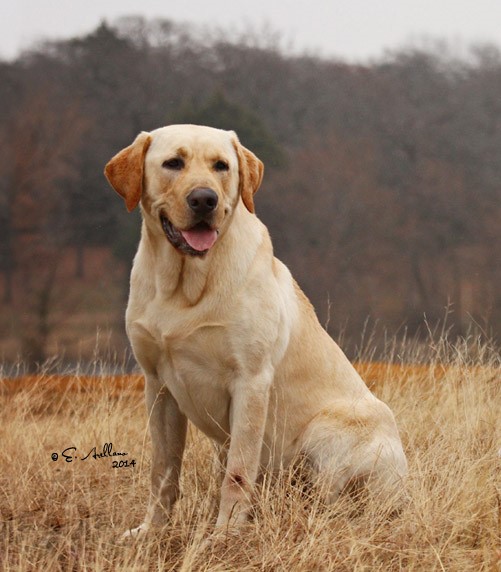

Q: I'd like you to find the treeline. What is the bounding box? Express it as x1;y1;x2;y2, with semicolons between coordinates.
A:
1;17;500;363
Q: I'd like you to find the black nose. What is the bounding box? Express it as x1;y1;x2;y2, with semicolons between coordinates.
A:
186;188;218;215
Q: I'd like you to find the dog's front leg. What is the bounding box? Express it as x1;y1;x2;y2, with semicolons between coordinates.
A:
125;375;187;537
145;376;188;527
215;370;272;529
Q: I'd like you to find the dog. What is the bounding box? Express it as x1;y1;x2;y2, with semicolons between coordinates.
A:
104;124;407;536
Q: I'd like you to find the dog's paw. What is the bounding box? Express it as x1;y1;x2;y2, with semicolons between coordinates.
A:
199;527;240;553
122;522;149;540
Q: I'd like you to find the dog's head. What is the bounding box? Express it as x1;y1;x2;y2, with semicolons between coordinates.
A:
104;124;264;257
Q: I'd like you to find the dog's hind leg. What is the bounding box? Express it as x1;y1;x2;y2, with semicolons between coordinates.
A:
299;405;407;505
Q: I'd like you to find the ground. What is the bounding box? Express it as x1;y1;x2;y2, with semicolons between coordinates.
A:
0;340;500;571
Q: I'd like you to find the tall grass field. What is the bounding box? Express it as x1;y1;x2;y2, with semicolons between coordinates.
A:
1;332;500;571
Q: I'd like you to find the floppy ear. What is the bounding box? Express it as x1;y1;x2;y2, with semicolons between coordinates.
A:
233;137;264;213
104;132;152;212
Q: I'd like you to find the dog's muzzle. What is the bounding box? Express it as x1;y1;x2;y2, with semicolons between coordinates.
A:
160;188;219;256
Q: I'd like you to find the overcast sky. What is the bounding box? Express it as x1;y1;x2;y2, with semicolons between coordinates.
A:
2;0;501;62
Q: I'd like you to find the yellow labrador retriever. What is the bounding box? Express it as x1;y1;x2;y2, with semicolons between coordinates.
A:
105;124;407;536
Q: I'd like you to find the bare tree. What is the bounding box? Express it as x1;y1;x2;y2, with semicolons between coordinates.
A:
2;81;89;366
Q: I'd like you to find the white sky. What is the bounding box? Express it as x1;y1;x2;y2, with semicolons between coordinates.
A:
2;0;501;62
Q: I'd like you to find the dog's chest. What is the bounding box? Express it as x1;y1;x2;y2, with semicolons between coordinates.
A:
159;325;236;441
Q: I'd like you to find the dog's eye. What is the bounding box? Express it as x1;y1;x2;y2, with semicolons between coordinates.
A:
214;160;229;172
162;158;184;170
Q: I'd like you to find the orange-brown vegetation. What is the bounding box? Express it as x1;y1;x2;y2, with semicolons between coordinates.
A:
1;21;501;368
1;336;499;571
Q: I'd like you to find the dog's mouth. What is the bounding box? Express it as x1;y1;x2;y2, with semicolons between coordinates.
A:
160;214;218;257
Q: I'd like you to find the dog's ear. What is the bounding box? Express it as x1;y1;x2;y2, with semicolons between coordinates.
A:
232;136;264;213
104;132;152;212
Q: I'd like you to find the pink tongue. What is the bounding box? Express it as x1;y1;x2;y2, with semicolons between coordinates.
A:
181;227;218;252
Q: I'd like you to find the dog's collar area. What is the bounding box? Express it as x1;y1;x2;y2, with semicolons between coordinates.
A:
160;214;217;257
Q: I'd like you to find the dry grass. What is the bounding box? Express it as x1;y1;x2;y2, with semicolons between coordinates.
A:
0;335;500;571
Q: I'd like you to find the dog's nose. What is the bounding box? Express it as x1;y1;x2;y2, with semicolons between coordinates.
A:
186;188;218;215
